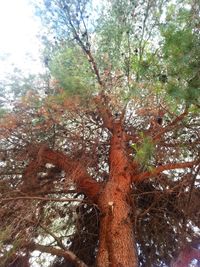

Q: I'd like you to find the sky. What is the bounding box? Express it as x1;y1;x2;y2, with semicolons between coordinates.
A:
0;0;43;76
0;0;102;79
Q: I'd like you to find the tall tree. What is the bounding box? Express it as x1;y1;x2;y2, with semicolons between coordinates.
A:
0;0;200;266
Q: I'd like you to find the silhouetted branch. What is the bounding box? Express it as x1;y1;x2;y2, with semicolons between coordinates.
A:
28;242;88;267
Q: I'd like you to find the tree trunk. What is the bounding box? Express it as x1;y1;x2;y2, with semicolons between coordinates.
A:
96;122;138;267
97;181;138;267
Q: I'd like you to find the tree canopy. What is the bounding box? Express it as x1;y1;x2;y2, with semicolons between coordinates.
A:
0;0;200;266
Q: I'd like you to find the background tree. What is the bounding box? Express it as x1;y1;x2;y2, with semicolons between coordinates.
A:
0;0;200;266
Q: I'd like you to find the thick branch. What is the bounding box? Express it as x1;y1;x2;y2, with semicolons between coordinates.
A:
28;242;88;267
133;161;198;182
22;145;102;202
93;94;113;131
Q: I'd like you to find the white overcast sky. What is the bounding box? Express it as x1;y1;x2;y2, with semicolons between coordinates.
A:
0;0;43;76
0;0;103;78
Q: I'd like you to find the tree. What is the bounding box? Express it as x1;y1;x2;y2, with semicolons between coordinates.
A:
0;0;200;266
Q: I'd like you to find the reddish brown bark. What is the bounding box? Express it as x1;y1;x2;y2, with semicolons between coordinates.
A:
20;115;199;266
96;122;138;267
97;181;138;267
21;145;101;202
93;94;114;130
133;161;198;182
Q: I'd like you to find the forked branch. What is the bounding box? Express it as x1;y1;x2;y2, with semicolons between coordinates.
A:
22;145;102;202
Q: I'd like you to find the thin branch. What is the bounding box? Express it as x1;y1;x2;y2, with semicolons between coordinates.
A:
64;3;103;87
24;217;66;250
38;222;66;250
28;242;88;267
45;3;112;131
153;108;188;141
1;196;84;203
42;189;77;195
133;161;198;182
136;0;151;81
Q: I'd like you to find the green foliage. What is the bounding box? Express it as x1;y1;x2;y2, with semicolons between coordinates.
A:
95;0;133;71
0;108;8;117
48;44;94;96
131;135;155;170
1;68;38;97
0;226;12;247
161;5;200;105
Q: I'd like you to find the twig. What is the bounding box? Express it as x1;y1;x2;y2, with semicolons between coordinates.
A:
1;196;84;203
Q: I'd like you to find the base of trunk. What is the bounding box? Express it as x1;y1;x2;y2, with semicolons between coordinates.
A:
97;182;138;267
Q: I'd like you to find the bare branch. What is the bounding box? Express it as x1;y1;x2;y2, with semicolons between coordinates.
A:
153;108;188;141
0;196;85;203
23;217;66;250
28;242;88;267
39;225;65;250
133;161;199;182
